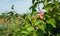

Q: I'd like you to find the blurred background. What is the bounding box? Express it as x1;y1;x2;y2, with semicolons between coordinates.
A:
0;0;32;14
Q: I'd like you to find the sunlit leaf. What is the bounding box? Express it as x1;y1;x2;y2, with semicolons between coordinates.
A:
44;4;51;12
39;24;45;31
46;18;56;28
26;26;34;32
34;20;43;26
57;34;60;36
58;16;60;20
21;30;29;34
32;32;38;36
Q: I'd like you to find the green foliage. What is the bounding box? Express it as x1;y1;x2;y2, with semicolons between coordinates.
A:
0;0;60;36
46;18;56;28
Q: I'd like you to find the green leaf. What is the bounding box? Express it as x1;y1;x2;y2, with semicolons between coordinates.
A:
26;26;34;32
57;11;60;15
45;4;51;12
58;16;60;20
34;20;43;26
46;18;56;28
11;5;14;10
39;24;45;31
54;1;59;6
46;0;50;2
57;34;60;36
31;18;36;23
21;30;29;34
32;33;38;36
44;2;48;6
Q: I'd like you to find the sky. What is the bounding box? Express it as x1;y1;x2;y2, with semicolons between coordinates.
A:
0;0;60;14
0;0;32;14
